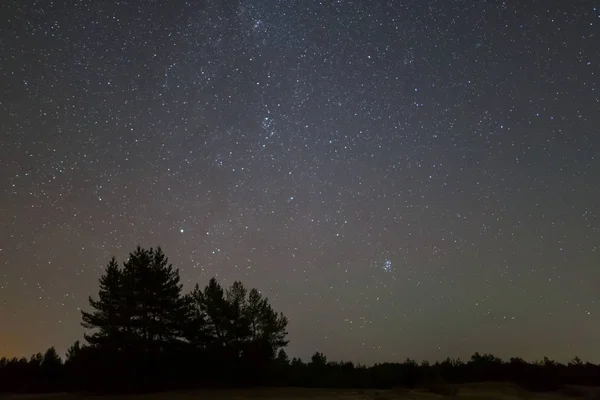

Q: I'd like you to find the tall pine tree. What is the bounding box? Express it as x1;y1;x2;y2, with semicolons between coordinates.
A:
120;246;188;352
81;256;126;350
81;247;189;353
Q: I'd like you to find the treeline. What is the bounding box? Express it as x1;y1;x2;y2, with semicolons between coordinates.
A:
3;348;600;394
283;353;600;391
0;246;599;394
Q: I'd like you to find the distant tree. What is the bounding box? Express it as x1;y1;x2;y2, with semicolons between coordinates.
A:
23;353;43;392
310;352;327;366
291;357;304;367
65;340;82;363
276;348;290;366
543;356;558;367
510;357;526;365
272;348;291;385
42;347;62;368
470;352;502;364
39;347;63;392
404;358;418;367
569;356;583;367
28;353;43;368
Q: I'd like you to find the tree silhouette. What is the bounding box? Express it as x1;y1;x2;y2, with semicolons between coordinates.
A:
244;286;289;359
41;347;63;391
81;247;189;355
77;246;291;390
187;278;288;360
276;348;290;366
81;256;125;350
6;245;600;394
310;351;327;366
41;347;62;369
65;340;81;363
569;356;583;366
78;246;192;391
185;277;289;385
188;277;233;350
120;246;188;353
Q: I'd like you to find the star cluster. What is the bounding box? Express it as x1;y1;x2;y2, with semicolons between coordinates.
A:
1;0;599;364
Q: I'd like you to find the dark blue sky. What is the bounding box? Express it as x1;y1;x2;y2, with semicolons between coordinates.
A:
1;0;599;364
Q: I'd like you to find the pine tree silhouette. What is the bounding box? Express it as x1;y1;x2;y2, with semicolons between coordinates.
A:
81;256;125;350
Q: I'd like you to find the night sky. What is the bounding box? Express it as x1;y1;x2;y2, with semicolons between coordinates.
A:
1;0;599;365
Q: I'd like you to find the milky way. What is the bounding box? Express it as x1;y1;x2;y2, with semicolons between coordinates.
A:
1;1;599;364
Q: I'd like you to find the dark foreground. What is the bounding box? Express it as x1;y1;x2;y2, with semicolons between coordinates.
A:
2;383;599;400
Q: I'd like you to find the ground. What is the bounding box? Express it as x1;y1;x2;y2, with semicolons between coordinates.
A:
1;383;598;400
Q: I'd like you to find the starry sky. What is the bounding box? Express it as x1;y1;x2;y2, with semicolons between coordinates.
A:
1;0;599;365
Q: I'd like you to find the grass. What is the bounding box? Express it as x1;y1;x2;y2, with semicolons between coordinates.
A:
2;383;598;400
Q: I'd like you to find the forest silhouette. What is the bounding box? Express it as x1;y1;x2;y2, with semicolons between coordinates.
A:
0;246;599;394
